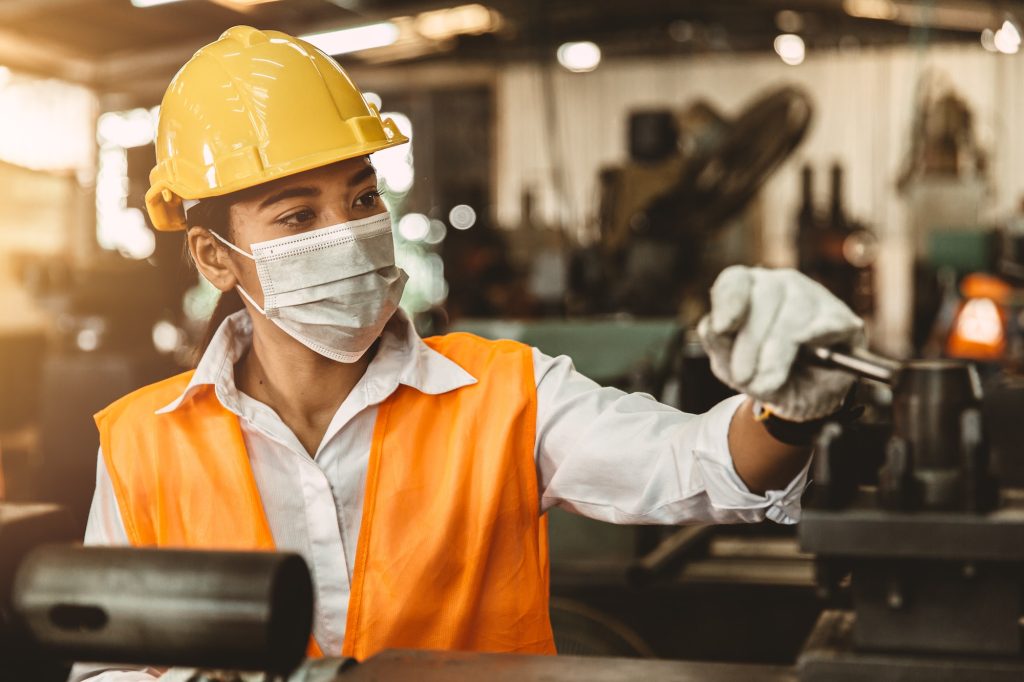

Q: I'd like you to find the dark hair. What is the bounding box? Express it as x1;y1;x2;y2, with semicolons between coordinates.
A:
184;195;245;364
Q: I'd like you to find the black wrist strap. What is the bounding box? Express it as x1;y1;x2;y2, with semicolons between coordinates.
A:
755;390;862;447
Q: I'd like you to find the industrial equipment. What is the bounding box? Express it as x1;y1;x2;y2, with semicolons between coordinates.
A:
1;501;793;681
796;346;1024;681
574;86;813;319
1;503;313;681
795;163;877;318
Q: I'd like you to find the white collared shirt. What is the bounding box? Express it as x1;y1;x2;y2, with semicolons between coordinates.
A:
76;310;808;681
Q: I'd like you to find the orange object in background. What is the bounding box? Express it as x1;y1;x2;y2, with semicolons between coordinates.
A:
947;273;1011;361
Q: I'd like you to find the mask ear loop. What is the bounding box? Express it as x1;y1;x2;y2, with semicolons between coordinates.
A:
207;229;268;316
208;229;255;260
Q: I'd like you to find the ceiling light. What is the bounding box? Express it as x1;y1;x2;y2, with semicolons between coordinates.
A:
301;22;400;56
415;4;499;41
557;41;601;73
774;34;805;66
130;0;185;7
994;19;1021;54
981;28;998;52
842;0;898;21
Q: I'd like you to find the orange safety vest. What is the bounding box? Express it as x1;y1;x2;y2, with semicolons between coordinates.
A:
95;333;556;660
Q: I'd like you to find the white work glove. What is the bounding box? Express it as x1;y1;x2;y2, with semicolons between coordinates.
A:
697;265;866;422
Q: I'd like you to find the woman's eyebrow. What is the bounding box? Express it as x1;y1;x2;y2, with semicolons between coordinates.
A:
258;186;321;210
348;166;377;188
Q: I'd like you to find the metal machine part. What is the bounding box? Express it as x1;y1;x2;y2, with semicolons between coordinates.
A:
1;503;314;681
802;346;897;384
0;503;78;681
626;524;714;588
805;345;995;511
15;546;313;674
797;347;1023;680
580;86;813;317
280;650;795;682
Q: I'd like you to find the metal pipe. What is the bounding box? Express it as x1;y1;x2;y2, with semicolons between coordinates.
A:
802;345;897;385
626;525;714;587
13;546;313;674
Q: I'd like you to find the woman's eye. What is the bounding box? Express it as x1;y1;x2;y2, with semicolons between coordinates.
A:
279;209;315;226
354;190;381;210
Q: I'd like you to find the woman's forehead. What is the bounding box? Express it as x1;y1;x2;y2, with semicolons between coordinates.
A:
242;157;375;204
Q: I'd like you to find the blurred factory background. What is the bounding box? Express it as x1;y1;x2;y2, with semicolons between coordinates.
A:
5;0;1024;670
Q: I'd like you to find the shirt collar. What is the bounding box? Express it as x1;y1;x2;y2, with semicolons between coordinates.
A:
155;308;476;415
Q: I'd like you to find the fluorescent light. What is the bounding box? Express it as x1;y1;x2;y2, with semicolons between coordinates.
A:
131;0;185;7
774;34;805;66
556;41;601;73
843;0;897;21
415;4;498;41
994;19;1021;54
301;22;400;56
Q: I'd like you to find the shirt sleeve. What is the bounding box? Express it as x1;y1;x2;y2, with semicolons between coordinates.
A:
532;348;810;525
69;452;160;682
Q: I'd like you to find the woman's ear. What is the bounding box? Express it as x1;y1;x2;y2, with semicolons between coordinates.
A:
187;227;238;293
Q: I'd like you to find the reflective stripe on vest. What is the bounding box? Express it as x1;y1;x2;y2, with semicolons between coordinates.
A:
95;333;555;660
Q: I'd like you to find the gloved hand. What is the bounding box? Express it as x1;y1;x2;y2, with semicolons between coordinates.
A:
697;265;865;422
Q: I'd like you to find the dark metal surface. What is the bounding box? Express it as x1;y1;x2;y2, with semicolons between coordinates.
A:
0;504;76;605
13;545;313;674
799;610;1024;682
889;361;986;509
850;560;1020;655
0;504;77;682
799;490;1024;560
626;524;713;587
333;649;796;682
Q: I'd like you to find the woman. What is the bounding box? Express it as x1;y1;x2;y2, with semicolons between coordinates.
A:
76;26;863;681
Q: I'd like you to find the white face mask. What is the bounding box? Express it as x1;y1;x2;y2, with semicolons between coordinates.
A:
211;212;408;363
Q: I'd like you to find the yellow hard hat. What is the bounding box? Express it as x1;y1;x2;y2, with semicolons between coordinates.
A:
145;25;409;231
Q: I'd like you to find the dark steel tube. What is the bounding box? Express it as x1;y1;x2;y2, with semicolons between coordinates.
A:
13;546;313;674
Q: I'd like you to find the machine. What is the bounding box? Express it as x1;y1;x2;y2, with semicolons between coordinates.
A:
796;346;1024;681
5;345;1024;681
1;503;313;681
0;503;789;681
572;85;813;320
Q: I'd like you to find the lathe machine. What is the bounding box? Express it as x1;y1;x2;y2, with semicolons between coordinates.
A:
3;345;1024;681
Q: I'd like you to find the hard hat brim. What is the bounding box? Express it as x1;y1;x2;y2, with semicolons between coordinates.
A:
146;132;408;232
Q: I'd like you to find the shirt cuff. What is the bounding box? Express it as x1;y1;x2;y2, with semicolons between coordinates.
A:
691;394;811;524
68;664;162;682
